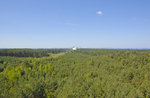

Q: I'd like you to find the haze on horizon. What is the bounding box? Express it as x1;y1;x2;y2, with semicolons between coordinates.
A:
0;0;150;48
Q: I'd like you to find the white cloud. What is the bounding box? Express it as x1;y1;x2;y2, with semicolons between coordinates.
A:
96;11;103;15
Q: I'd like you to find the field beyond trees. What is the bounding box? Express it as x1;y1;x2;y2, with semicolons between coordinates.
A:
0;49;150;98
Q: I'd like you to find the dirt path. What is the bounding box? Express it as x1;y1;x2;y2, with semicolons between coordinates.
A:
51;52;66;58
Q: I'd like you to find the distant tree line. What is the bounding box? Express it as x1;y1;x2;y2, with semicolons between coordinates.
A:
0;49;69;57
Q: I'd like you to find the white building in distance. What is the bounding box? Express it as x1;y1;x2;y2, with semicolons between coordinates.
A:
72;46;77;50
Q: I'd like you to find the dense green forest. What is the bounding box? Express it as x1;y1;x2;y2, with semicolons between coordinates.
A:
0;49;68;57
0;49;150;98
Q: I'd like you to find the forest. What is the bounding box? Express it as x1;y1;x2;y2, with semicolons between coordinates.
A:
0;49;68;57
0;49;150;98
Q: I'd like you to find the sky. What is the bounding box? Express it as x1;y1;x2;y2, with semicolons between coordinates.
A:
0;0;150;48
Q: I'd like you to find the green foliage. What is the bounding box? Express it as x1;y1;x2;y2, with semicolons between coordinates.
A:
0;49;69;57
0;49;150;97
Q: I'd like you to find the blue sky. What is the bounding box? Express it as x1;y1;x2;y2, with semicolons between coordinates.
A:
0;0;150;48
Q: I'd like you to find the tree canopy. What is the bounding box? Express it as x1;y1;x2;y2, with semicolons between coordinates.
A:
0;49;150;97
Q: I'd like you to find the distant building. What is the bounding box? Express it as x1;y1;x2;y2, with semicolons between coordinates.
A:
72;46;77;50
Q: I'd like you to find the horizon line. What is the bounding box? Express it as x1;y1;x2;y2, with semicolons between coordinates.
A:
0;48;150;50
